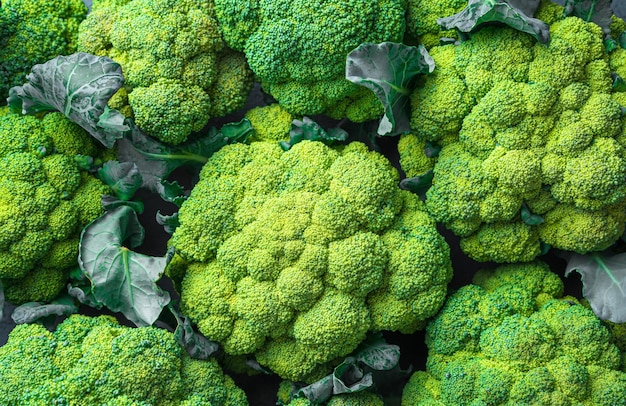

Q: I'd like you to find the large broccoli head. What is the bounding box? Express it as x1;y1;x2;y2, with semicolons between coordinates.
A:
405;17;626;262
0;112;110;304
0;314;248;405
168;140;452;382
401;261;626;405
77;0;254;145
212;0;406;122
0;0;87;101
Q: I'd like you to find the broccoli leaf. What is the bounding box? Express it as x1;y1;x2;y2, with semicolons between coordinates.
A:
7;53;128;148
564;252;626;323
0;281;4;322
98;161;143;201
118;118;253;191
155;180;188;207
101;195;145;214
521;203;544;226
11;295;78;324
355;335;401;370
169;304;219;360
78;206;171;327
563;0;613;34
346;42;435;136
280;117;349;150
437;0;550;44
400;170;434;197
156;211;180;235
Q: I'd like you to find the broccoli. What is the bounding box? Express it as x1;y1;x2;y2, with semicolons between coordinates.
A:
168;140;453;382
0;0;87;102
245;103;294;143
212;0;406;122
0;112;110;304
405;0;467;48
77;0;254;145
401;261;626;405
403;17;626;262
0;314;248;405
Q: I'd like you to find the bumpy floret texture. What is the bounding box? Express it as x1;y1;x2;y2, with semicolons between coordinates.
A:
405;0;467;48
401;262;626;406
0;112;109;303
212;0;405;122
0;314;248;405
410;18;626;262
169;140;452;382
77;0;253;144
0;0;87;101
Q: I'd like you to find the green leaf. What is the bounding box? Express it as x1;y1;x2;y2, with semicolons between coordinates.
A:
11;295;78;324
332;361;373;394
521;203;544;226
118;118;253;191
280;117;349;150
7;53;128;148
78;206;171;326
613;73;626;92
438;0;550;44
170;304;219;360
346;42;435;136
155;180;187;207
0;281;4;322
563;0;613;34
400;170;434;196
156;211;180;234
101;195;145;214
297;375;334;404
564;252;626;323
355;336;401;371
619;31;626;49
98;161;143;201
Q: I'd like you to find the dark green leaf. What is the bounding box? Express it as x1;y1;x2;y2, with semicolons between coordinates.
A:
78;206;171;326
619;31;626;49
297;375;334;404
346;42;435;136
564;252;626;323
7;53;127;148
400;170;434;196
118;119;253;191
244;359;274;375
424;141;442;158
613;73;626;92
67;283;102;309
98;161;143;201
332;360;373;394
101;195;145;214
280;117;349;150
355;336;401;371
11;295;78;324
156;211;180;234
521;203;544;226
605;38;619;53
170;304;219;360
155;180;187;207
563;0;613;34
438;0;550;43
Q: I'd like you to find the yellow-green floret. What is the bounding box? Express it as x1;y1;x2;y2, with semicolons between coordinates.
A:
77;0;253;144
0;314;248;405
0;112;110;304
409;18;626;262
401;261;626;406
245;103;293;143
169;140;452;382
0;0;87;101
405;0;467;48
212;0;406;122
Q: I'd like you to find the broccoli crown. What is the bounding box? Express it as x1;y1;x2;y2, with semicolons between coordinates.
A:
0;112;109;303
169;140;452;382
408;18;626;262
77;0;253;144
245;103;293;143
0;0;87;101
0;314;248;405
213;0;405;122
401;262;626;406
405;0;467;48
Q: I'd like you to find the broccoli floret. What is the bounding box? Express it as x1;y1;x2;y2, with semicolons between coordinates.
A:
0;314;248;405
77;0;253;144
0;0;87;102
169;140;452;382
401;261;626;405
245;103;293;142
405;0;467;48
397;133;437;178
406;18;626;262
0;112;109;303
213;0;406;122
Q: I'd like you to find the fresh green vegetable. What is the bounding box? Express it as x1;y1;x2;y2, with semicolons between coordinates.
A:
168;138;452;382
405;0;468;48
0;314;249;405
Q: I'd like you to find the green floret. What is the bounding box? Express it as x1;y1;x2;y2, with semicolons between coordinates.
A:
213;0;405;122
405;0;467;48
0;314;248;405
78;0;253;144
412;18;626;263
397;133;437;178
245;103;294;142
0;114;109;303
402;261;626;405
169;140;452;382
0;0;87;102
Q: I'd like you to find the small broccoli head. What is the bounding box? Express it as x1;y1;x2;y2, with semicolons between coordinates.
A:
78;0;253;144
0;315;248;405
402;261;626;405
245;103;293;143
0;113;109;303
169;140;452;382
213;0;405;122
405;0;467;48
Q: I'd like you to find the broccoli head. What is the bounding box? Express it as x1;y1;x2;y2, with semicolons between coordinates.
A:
0;0;87;102
212;0;406;122
0;112;110;303
404;18;626;262
77;0;254;144
405;0;467;48
0;314;248;405
401;261;626;405
168;140;452;382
